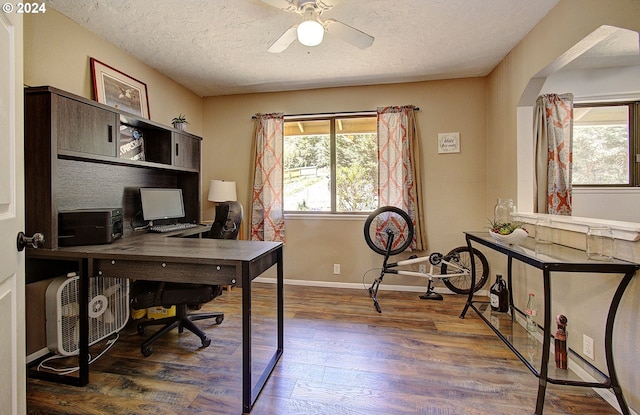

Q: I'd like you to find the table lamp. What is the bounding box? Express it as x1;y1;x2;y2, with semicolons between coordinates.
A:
207;180;242;239
208;180;237;204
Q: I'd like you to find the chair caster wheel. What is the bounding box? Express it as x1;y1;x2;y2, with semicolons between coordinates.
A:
202;337;211;347
141;345;153;357
137;325;146;335
215;316;224;325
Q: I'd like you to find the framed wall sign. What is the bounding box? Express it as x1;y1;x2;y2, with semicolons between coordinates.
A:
91;58;150;119
438;132;460;153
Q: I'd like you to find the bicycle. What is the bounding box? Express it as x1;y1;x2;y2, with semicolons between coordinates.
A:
364;206;489;313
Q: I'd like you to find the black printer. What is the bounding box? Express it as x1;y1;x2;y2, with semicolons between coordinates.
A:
58;208;123;246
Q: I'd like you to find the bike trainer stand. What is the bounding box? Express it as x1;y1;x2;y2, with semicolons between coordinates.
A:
419;278;443;301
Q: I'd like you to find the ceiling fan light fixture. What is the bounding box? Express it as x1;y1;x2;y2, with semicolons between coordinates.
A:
297;19;324;46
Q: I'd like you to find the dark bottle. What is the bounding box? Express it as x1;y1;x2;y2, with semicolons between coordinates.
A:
490;274;509;312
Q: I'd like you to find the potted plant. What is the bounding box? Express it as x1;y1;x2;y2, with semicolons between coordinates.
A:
488;219;529;246
171;114;189;131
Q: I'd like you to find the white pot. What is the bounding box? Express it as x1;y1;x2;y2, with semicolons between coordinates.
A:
489;228;529;246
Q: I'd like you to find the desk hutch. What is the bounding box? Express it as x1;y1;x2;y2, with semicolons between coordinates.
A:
24;85;202;252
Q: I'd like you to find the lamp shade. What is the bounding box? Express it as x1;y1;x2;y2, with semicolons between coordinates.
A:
208;180;237;202
297;20;324;46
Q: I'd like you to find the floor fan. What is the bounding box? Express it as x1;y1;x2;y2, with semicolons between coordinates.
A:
45;274;129;356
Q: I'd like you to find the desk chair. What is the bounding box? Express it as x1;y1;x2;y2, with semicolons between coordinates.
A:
130;201;243;357
209;200;242;240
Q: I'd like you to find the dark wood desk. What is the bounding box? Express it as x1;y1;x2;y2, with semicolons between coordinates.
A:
27;227;284;414
461;231;638;415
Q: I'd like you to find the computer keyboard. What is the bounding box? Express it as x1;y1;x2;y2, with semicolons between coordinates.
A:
148;223;199;233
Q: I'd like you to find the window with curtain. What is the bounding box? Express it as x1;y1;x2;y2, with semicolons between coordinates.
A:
257;107;425;249
573;101;639;186
283;115;378;213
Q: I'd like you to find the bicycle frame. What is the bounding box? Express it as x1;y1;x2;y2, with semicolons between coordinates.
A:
368;229;470;313
385;255;469;280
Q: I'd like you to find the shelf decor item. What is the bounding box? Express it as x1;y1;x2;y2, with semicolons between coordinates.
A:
493;198;516;223
171;114;189;131
489;220;529;246
489;228;528;245
555;314;568;369
91;58;150;119
586;225;614;261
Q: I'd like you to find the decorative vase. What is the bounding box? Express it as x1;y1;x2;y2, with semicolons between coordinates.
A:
494;198;516;224
173;122;187;132
489;228;528;246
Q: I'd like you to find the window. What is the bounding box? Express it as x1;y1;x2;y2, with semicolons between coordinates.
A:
283;115;378;213
573;102;639;186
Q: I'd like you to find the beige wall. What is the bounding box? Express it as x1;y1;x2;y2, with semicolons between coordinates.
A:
23;9;203;135
22;1;640;412
202;79;487;284
486;0;640;410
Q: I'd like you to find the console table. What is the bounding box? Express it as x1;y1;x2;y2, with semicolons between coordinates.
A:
461;231;638;415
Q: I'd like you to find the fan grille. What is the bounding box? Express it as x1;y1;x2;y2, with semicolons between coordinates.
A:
47;275;130;356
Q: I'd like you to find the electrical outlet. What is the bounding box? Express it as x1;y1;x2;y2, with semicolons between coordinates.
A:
583;334;594;360
333;264;340;275
419;264;427;274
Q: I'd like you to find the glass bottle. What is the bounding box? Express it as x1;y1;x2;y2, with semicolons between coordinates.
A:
586;226;614;261
527;332;538;364
535;216;553;245
494;198;516;224
490;274;509;312
525;293;538;333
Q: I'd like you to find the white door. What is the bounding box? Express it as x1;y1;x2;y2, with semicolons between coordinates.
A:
0;10;25;415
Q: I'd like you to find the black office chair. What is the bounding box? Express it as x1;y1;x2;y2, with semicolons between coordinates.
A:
209;201;243;240
130;201;243;357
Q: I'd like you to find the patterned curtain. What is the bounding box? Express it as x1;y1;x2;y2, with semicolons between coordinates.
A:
250;113;285;242
377;105;426;251
533;93;574;215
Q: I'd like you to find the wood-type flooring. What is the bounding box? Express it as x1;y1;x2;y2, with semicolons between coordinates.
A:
27;283;620;415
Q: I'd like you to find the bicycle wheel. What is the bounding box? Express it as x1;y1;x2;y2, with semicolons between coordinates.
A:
440;246;489;294
364;206;414;256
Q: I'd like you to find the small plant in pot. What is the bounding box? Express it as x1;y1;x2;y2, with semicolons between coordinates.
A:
171;114;189;131
488;219;529;245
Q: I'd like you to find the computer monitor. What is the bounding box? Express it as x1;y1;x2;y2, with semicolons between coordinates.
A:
139;188;185;221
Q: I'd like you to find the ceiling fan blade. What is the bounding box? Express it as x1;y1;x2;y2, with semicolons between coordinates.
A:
260;0;296;11
268;25;298;53
324;19;374;49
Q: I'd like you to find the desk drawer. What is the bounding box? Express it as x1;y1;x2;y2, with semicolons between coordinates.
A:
93;259;238;285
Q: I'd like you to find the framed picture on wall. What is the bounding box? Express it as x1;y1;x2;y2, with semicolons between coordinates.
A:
90;58;150;119
437;132;460;154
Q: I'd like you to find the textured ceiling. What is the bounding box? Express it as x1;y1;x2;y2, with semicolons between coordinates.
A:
45;0;561;97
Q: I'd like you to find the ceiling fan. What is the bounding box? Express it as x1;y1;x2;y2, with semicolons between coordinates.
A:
260;0;375;53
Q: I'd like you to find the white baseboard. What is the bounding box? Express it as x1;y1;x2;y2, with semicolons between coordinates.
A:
27;347;50;364
253;276;489;297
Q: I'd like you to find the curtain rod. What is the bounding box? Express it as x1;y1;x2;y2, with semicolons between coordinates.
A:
251;106;420;119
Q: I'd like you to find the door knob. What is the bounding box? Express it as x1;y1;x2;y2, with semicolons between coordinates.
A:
16;232;45;251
